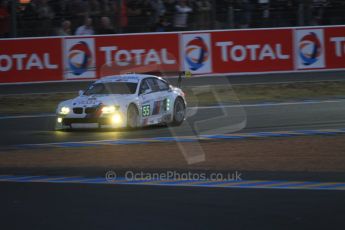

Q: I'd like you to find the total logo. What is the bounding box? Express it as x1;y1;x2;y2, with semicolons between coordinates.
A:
299;32;322;66
68;41;92;75
64;38;96;79
295;29;325;69
185;36;209;71
182;33;212;74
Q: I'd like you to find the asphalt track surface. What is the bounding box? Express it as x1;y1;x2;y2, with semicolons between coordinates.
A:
1;99;345;147
1;72;345;229
1;70;345;95
2;70;344;147
2;182;345;229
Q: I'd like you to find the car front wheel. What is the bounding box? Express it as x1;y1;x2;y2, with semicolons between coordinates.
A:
127;104;139;128
171;97;185;126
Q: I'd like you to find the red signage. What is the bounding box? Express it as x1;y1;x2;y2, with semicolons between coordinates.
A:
211;29;294;73
0;38;63;83
95;33;180;77
324;26;345;69
1;26;345;84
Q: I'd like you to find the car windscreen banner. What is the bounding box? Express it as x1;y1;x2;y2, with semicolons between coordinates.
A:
0;38;63;83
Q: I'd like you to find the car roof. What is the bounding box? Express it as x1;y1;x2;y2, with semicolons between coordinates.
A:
96;74;160;83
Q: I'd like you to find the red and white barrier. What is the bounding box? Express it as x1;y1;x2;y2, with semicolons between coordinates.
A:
0;25;345;84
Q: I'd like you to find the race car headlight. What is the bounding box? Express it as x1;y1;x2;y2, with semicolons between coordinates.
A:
111;113;122;124
59;107;70;115
101;106;118;114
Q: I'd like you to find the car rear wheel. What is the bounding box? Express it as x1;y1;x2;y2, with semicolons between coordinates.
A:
127;104;139;128
171;97;185;126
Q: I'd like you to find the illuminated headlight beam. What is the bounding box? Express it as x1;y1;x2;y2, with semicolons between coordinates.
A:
102;106;117;114
59;107;70;115
111;113;122;124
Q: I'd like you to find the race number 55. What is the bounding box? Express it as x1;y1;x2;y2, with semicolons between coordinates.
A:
142;105;150;117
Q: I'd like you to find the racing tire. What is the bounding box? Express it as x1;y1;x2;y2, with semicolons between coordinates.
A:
127;104;140;129
171;97;186;126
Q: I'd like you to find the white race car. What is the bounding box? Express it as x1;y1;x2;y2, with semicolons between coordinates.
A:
55;74;186;130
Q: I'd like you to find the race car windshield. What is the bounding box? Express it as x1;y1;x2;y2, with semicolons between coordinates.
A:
84;82;138;95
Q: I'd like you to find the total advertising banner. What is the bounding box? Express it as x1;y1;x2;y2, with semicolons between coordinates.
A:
95;33;180;77
180;33;213;74
0;38;62;83
324;26;345;69
294;28;326;70
1;26;345;84
211;29;294;73
64;37;97;79
62;33;180;80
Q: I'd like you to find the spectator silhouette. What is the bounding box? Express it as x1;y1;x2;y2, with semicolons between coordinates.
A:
56;20;72;36
75;17;95;35
173;0;192;31
97;16;115;34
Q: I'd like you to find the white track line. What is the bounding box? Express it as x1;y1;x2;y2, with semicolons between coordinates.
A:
2;79;345;96
194;99;344;109
0;91;76;96
0;114;56;120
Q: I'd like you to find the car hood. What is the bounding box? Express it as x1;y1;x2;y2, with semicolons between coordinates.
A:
68;94;135;107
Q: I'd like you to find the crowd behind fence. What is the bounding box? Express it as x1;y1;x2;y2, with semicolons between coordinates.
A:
0;0;345;38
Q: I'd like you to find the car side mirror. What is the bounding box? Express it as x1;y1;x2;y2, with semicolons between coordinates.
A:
78;90;84;96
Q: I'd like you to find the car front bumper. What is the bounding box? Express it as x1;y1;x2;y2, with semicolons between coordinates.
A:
55;114;126;130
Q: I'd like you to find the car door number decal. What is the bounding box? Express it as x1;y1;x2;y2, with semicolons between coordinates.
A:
142;105;150;117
